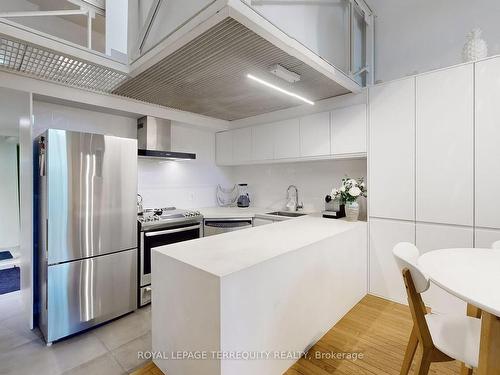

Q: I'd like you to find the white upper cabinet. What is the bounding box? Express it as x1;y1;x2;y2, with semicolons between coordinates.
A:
416;65;474;226
216;103;368;165
273;118;300;159
252;124;274;161
331;104;367;155
232;127;252;163
369;78;415;221
215;131;232;165
299;112;330;157
475;57;500;229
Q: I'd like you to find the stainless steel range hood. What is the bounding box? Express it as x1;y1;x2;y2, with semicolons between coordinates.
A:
137;116;196;160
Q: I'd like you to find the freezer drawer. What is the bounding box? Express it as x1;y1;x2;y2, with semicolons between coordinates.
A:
43;249;137;342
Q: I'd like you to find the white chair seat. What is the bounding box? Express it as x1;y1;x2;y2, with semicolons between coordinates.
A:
425;313;480;368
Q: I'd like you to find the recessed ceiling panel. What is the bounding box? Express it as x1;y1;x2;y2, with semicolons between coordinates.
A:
113;18;351;121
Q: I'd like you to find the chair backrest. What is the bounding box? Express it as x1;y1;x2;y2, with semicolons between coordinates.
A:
392;242;430;293
492;240;500;249
392;242;434;348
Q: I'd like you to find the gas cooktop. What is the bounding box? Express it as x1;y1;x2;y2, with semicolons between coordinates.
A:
138;207;203;230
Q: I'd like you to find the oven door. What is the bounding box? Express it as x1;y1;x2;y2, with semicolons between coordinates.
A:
140;223;202;288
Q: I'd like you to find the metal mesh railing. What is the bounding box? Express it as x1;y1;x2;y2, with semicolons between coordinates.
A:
0;35;128;93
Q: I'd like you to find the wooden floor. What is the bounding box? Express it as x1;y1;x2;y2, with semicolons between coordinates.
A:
132;295;466;375
131;361;164;375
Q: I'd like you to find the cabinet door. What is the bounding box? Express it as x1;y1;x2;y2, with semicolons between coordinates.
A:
369;78;415;221
416;65;474;226
331;104;366;155
252;124;274;161
273;118;300;159
369;218;415;304
232;128;252;163
475;227;500;248
475;57;500;229
299;112;330;157
416;222;472;314
253;218;274;226
216;131;232;165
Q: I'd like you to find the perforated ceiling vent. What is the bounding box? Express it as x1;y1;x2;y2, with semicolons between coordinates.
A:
0;35;128;92
113;18;352;121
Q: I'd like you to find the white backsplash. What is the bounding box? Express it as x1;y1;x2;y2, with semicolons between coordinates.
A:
229;159;368;219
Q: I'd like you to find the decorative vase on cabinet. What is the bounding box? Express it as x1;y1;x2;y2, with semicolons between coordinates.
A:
462;28;488;62
345;201;360;221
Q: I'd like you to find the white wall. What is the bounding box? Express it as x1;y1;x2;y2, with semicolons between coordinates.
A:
133;0;214;55
138;122;232;209
229;159;367;219
245;0;350;72
0;139;19;249
370;0;500;82
106;0;128;56
0;0;106;53
33;101;137;138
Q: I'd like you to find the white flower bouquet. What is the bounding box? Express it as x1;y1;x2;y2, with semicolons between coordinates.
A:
333;176;367;204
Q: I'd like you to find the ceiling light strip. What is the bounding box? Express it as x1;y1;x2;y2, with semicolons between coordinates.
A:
247;74;314;105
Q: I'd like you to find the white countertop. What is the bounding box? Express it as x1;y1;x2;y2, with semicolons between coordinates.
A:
198;206;271;219
198;206;317;220
153;215;365;277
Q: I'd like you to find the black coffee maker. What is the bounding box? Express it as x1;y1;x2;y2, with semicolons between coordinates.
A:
322;194;345;219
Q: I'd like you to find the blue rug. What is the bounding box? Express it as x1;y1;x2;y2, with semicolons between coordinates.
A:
0;267;20;295
0;251;13;261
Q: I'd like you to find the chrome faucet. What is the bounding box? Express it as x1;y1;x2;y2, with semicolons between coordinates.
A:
286;185;303;211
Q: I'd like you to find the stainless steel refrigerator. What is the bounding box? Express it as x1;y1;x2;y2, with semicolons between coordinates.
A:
36;129;138;343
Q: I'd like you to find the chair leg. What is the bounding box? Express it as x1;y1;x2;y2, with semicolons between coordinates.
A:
460;364;473;375
414;349;432;375
400;327;419;375
467;303;482;319
460;303;480;374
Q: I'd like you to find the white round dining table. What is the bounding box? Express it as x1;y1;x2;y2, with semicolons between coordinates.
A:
419;248;500;375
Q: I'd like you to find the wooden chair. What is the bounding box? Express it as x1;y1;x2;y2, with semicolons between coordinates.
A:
393;242;481;375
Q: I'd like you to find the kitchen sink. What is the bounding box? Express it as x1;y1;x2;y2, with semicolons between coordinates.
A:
265;211;307;217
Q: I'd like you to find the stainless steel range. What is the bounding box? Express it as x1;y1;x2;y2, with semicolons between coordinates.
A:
138;207;203;306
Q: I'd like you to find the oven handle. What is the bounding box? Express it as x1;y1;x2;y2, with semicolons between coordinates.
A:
144;224;201;237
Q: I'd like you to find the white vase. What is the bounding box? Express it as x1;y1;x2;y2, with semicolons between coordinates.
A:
463;28;488;62
345;201;359;222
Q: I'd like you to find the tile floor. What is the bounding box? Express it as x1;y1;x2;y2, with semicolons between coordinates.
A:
0;291;152;375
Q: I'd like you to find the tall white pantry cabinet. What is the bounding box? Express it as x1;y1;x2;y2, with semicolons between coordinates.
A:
369;57;500;313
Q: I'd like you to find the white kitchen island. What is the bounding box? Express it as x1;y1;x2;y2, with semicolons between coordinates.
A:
151;215;367;375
